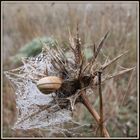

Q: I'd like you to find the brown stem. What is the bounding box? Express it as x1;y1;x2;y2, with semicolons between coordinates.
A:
80;92;110;137
98;71;104;136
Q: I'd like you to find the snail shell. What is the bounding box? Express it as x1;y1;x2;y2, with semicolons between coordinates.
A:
37;76;63;94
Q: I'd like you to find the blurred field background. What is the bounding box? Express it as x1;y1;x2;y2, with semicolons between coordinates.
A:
2;2;138;137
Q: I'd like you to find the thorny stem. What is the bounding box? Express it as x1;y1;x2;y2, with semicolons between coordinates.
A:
68;26;108;137
82;31;109;73
80;91;110;137
98;71;104;137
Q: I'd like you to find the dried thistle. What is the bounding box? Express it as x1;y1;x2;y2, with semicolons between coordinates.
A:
4;26;135;137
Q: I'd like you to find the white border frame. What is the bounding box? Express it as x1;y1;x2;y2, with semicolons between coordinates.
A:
1;1;139;139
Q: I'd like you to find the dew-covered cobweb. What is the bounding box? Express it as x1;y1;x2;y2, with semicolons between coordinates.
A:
5;46;94;137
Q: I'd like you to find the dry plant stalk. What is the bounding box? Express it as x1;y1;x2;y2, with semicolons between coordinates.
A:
67;26;133;137
80;91;109;137
98;71;104;137
68;26;110;137
5;25;134;137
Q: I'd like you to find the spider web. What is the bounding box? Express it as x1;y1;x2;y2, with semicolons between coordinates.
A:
4;47;93;136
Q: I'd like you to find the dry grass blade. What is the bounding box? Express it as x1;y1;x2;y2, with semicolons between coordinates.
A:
82;31;109;73
94;31;109;61
121;68;136;106
52;56;69;77
93;43;96;55
78;53;85;78
102;67;135;82
55;44;65;58
5;71;27;79
44;46;69;78
92;67;135;87
68;28;75;52
101;50;128;71
7;66;23;72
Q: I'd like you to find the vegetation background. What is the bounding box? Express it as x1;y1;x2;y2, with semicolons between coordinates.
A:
2;2;138;137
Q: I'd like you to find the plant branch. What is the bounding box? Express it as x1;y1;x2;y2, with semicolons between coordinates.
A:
98;71;104;137
82;31;109;73
101;50;128;70
80;91;110;137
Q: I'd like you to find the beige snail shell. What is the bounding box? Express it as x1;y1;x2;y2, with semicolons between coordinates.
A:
37;76;63;94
